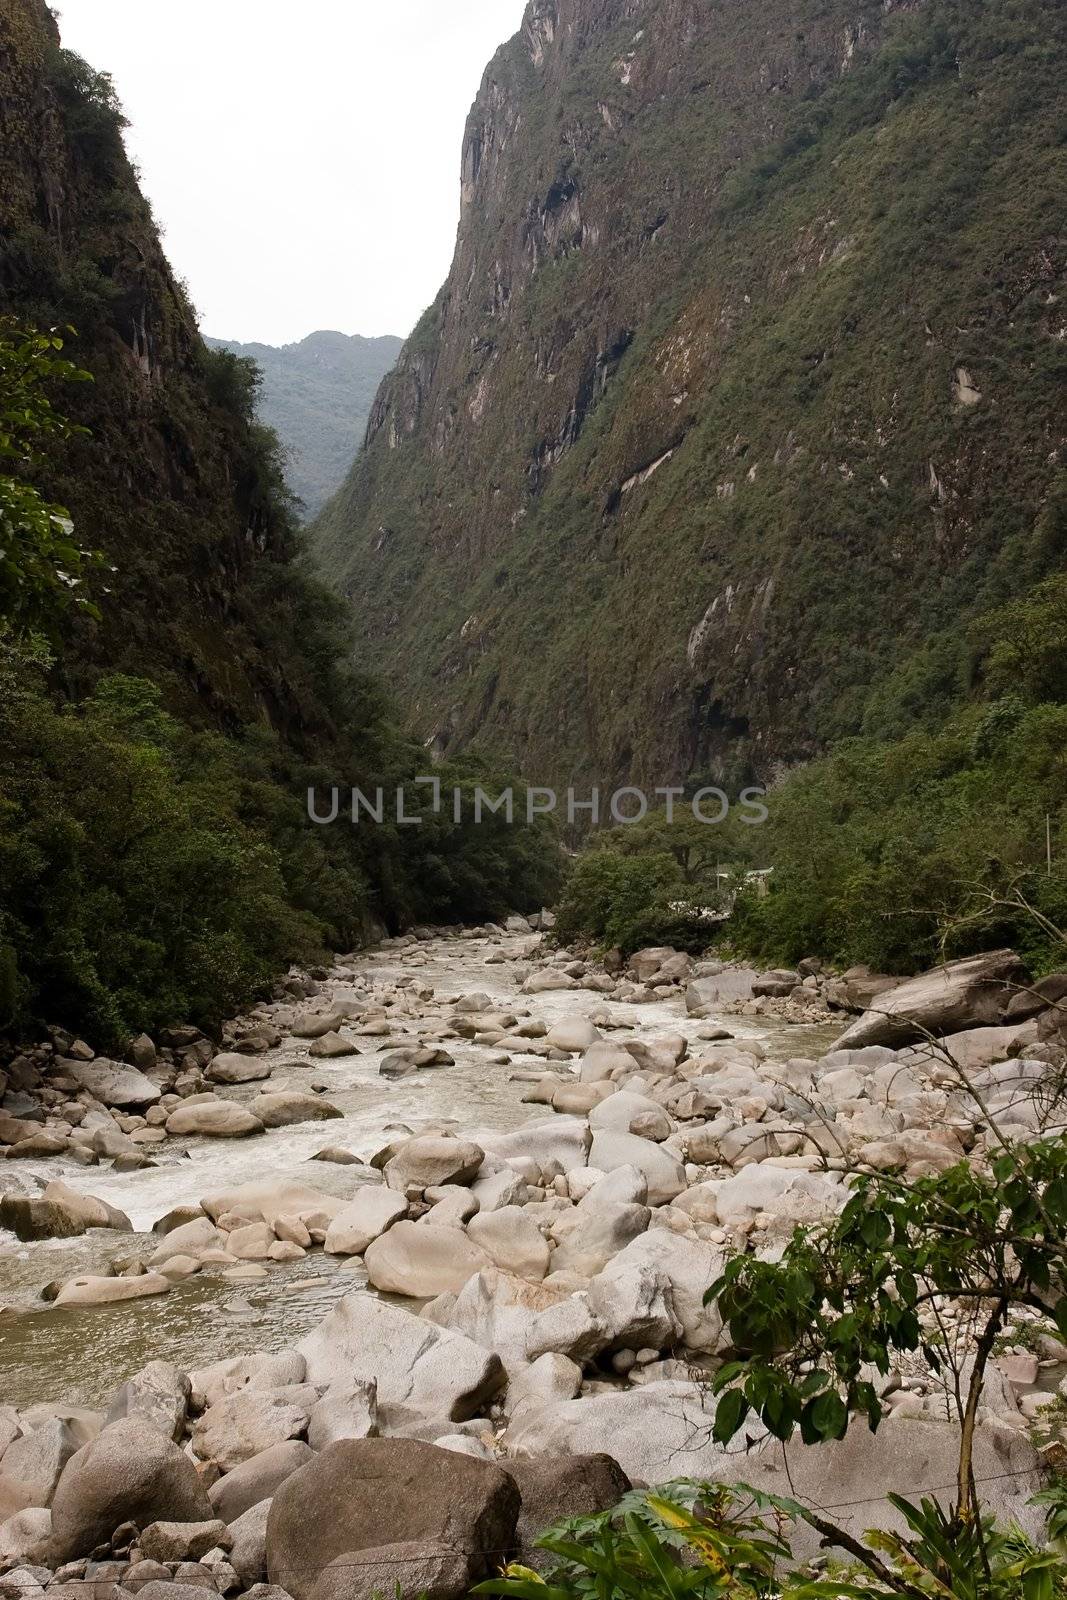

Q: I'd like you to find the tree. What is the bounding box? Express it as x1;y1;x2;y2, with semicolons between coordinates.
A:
705;1133;1067;1594
0;319;102;632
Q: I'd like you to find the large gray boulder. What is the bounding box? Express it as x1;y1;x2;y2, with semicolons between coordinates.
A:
208;1054;273;1085
0;1419;78;1510
467;1207;550;1281
192;1388;317;1471
266;1439;520;1600
166;1102;265;1138
48;1418;212;1561
208;1442;314;1525
550;1201;650;1277
0;1182;131;1242
704;1416;1047;1553
686;969;757;1013
506;1381;728;1482
249;1093;343;1128
65;1059;161;1108
478;1118;591;1177
502;1455;630;1569
832;951;1030;1050
587;1131;685;1206
591;1231;726;1351
364;1221;491;1298
324;1189;407;1256
383;1137;485;1196
105;1361;190;1441
53;1274;170;1307
296;1294;505;1423
227;1498;271;1586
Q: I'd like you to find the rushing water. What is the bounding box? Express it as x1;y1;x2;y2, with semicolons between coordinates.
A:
0;937;841;1408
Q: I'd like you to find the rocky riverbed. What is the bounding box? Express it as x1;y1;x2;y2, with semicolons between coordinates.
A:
0;925;1065;1596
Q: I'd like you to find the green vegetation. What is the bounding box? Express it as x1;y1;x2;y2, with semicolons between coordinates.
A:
205;331;403;520
0;320;100;631
475;1132;1067;1600
0;321;560;1045
0;19;560;1048
314;0;1067;795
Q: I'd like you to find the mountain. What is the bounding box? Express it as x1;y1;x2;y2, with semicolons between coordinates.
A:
314;0;1067;788
205;330;403;520
0;0;557;1043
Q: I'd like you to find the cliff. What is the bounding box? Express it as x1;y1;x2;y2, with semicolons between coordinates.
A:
314;0;1067;785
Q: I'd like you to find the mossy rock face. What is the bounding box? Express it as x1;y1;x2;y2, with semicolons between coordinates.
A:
313;0;1067;787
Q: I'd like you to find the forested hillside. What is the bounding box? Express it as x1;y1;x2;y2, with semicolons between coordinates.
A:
0;0;558;1045
205;331;402;519
315;0;1067;790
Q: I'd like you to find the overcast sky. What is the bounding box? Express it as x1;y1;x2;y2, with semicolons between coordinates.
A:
52;0;528;346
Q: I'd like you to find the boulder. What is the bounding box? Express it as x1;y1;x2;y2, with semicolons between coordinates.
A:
586;1261;679;1352
550;1201;650;1277
589;1090;669;1137
138;1520;231;1564
383;1137;485;1196
578;1042;639;1084
48;1418;213;1561
65;1059;161;1108
227;1499;271;1586
190;1353;308;1410
208;1442;314;1525
200;1180;346;1230
208;1054;273;1085
266;1439;520;1600
544;1019;601;1054
53;1274;171;1307
478;1118;591;1177
364;1221;491;1298
502;1456;630;1568
704;1416;1047;1553
832;951;1030;1050
439;1270;574;1373
0;1419;77;1509
249;1094;343;1129
467;1207;550;1281
310;1543;473;1600
307;1033;360;1059
686;970;757;1013
166;1103;265;1138
192;1388;317;1471
587;1130;686;1206
104;1361;190;1441
0;1182;131;1242
324;1189;407;1256
506;1380;725;1482
149;1218;223;1264
503;1354;582;1422
290;1012;348;1040
0;1508;51;1563
296;1293;505;1422
593;1231;725;1351
307;1381;379;1450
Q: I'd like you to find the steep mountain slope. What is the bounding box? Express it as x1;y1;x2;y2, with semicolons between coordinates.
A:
0;0;558;1042
205;330;403;519
315;0;1067;788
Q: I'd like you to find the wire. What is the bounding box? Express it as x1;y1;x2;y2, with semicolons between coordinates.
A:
0;1462;1051;1585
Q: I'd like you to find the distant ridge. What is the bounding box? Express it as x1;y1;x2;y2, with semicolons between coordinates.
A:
206;329;403;519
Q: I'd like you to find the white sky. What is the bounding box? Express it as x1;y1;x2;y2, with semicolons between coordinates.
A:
51;0;529;345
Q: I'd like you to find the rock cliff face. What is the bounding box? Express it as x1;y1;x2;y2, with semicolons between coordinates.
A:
0;0;332;740
315;0;1067;785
